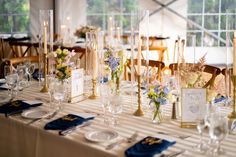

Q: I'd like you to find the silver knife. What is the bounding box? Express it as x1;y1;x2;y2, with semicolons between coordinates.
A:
59;121;91;136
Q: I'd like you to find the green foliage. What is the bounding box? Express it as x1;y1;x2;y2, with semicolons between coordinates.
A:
0;0;29;33
86;0;138;31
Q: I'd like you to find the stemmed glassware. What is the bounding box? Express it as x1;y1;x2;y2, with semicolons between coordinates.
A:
24;60;35;85
4;65;18;99
53;80;67;111
194;116;208;153
48;75;56;109
99;79;111;125
108;92;123;126
208;113;228;155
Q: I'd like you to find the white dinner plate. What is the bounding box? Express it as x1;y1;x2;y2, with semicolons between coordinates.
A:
21;108;50;119
85;130;118;143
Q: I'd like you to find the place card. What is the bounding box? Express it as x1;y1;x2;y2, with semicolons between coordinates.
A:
69;68;84;103
180;88;206;128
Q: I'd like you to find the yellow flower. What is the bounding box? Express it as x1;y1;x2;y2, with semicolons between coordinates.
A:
56;48;62;55
62;49;69;55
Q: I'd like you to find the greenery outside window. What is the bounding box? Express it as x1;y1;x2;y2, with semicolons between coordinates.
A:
0;0;30;38
86;0;138;32
187;0;236;47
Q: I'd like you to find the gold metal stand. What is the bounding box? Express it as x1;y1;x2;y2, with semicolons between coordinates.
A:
134;75;144;116
228;75;236;119
89;79;98;99
40;54;48;93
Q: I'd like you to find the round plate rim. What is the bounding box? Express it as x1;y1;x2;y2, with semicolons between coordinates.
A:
21;108;49;119
85;129;118;143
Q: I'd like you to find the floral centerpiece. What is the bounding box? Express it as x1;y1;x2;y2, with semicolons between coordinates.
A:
148;82;171;123
74;25;100;39
179;54;206;88
104;47;125;92
52;48;76;81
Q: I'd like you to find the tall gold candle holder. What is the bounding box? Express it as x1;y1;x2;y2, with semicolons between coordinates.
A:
89;79;98;99
134;75;144;116
40;54;48;93
228;75;236;119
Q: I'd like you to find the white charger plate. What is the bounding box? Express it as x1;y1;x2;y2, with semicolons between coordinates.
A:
21;109;50;119
85;130;118;143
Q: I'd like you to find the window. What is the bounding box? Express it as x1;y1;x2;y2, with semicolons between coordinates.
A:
86;0;138;32
187;0;236;47
0;0;30;37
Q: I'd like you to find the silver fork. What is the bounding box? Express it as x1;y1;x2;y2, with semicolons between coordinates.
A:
106;131;138;150
157;131;190;140
160;150;185;157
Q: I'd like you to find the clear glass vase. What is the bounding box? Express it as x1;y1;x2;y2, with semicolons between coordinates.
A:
149;101;162;124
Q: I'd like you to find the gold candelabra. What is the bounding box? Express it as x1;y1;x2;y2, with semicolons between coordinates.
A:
134;75;144;116
40;53;48;93
89;79;98;99
228;75;236;119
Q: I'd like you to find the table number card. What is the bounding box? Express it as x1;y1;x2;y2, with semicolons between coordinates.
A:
181;88;206;128
69;68;84;103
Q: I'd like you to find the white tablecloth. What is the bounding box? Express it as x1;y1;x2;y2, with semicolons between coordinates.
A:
0;83;236;157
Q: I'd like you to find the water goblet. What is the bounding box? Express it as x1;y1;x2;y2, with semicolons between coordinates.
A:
5;73;18;99
194;116;208;153
209;113;228;155
48;75;56;109
108;93;122;126
99;81;111;125
53;80;66;111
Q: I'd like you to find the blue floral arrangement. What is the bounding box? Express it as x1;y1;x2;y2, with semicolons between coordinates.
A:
104;47;124;87
148;82;171;122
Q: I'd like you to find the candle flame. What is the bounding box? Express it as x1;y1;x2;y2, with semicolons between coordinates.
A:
43;21;48;27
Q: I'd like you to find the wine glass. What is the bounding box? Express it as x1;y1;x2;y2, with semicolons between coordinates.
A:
209;113;228;155
108;92;122;126
16;65;27;90
5;73;18;99
99;80;111;125
53;80;66;110
26;63;35;85
48;75;56;109
193;113;208;153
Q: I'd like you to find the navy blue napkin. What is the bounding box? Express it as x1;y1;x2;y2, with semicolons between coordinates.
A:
125;136;176;157
44;114;94;130
32;69;43;81
0;100;42;116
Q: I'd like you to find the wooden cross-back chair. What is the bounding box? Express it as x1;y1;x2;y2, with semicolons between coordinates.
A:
124;59;165;82
4;56;39;73
140;36;168;62
169;63;221;88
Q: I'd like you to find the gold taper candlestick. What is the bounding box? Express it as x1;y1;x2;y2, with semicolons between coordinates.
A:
134;75;144;116
89;79;98;99
40;54;48;92
228;75;236;119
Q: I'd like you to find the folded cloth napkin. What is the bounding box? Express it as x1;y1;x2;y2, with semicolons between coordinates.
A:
125;136;176;157
0;100;42;116
44;114;94;130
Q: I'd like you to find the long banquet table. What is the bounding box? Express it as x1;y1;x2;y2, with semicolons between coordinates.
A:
0;82;236;157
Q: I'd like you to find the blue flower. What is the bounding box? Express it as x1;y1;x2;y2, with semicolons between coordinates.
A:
163;87;169;95
108;56;119;72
